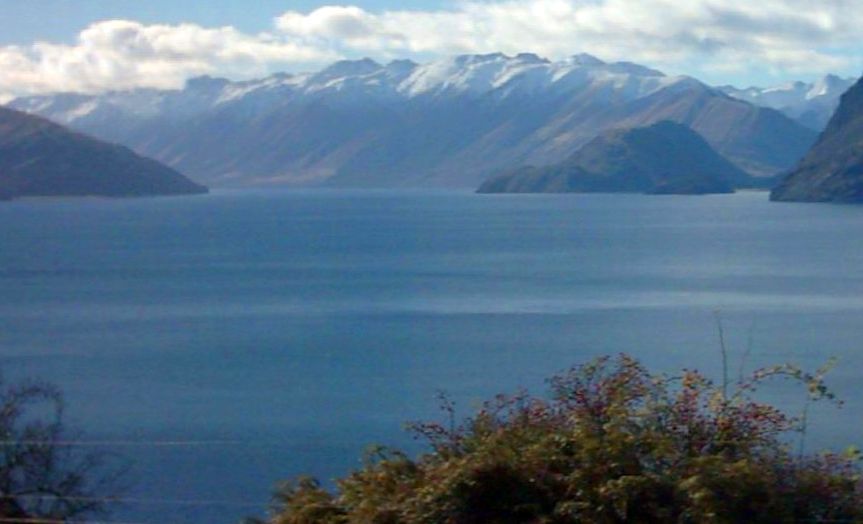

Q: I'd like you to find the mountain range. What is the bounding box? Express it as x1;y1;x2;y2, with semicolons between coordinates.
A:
771;76;863;203
8;53;818;189
0;106;207;200
720;75;856;132
478;121;746;195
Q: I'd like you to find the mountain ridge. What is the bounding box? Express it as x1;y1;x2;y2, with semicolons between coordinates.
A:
477;121;747;195
8;53;817;189
0;106;208;200
720;75;856;131
771;75;863;203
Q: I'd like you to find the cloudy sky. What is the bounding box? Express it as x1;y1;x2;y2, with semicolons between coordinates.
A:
1;0;861;100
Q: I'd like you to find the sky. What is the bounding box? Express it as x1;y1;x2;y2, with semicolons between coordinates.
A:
1;0;862;100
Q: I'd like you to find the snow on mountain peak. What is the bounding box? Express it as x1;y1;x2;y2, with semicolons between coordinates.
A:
7;53;689;113
723;75;854;106
398;54;507;96
394;53;675;98
568;53;605;66
605;61;664;77
6;53;751;126
719;74;856;130
807;74;848;100
515;53;549;64
312;58;383;83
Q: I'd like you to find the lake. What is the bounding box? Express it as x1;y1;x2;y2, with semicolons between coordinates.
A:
2;189;863;523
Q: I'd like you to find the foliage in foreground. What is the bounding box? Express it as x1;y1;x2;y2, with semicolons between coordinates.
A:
262;355;863;524
0;374;125;522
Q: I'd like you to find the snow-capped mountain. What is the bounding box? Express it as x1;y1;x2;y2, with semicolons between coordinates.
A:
9;53;816;188
11;53;685;120
719;75;856;131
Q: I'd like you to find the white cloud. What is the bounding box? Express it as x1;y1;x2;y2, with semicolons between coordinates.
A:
1;0;861;99
0;19;336;98
274;0;863;80
277;6;378;40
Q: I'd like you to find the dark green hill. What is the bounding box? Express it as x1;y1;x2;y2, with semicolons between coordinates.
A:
771;76;863;203
478;121;749;194
0;107;207;200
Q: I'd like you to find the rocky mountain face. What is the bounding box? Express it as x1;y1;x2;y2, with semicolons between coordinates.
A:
771;76;863;203
478;121;747;195
720;75;856;131
0;107;207;200
9;54;816;188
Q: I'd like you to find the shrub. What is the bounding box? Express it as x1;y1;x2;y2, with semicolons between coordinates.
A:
262;355;863;524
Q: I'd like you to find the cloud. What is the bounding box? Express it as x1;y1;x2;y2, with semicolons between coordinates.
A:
277;6;378;40
273;0;862;80
1;0;861;99
0;19;336;98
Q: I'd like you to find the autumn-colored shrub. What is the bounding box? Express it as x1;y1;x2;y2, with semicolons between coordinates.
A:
262;355;863;524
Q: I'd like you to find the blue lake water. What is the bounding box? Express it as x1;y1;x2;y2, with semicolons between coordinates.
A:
2;189;863;523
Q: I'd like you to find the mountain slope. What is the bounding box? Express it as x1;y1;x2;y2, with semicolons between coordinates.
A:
478;121;746;194
9;54;816;188
0;107;207;200
771;76;863;203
